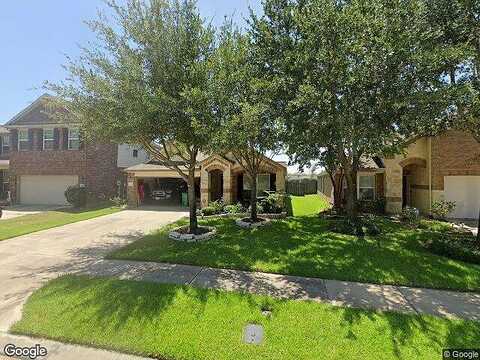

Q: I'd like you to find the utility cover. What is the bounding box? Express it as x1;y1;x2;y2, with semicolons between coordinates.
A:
244;324;264;345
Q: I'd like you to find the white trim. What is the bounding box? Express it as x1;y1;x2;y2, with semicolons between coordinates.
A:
17;129;29;151
357;173;376;201
43;128;55;151
68;128;80;150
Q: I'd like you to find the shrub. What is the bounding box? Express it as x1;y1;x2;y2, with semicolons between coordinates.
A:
260;192;285;214
209;200;225;213
401;206;420;224
431;200;456;220
201;206;218;216
248;202;264;215
65;185;87;208
224;203;245;214
423;232;480;265
358;197;386;214
110;196;126;207
329;218;365;237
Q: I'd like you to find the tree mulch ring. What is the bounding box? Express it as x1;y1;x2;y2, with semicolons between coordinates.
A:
169;226;216;242
236;217;271;229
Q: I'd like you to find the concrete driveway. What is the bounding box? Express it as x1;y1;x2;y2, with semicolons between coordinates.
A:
0;208;187;332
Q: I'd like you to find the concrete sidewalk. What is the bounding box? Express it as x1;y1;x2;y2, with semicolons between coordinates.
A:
79;259;480;321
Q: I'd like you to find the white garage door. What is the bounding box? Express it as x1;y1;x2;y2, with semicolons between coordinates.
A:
20;175;79;205
444;176;480;219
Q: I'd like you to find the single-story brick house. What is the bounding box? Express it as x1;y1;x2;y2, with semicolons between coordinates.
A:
125;153;287;208
319;130;480;219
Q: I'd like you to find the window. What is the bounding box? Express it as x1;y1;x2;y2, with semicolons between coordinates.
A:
18;129;29;151
1;170;8;197
68;128;80;150
1;134;9;155
257;174;271;195
243;174;271;195
133;149;138;158
43;129;54;150
358;175;375;200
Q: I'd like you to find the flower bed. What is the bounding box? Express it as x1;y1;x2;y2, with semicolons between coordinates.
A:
235;217;271;229
168;226;216;242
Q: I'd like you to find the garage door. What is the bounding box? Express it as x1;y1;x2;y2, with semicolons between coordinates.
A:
19;175;79;205
444;176;480;219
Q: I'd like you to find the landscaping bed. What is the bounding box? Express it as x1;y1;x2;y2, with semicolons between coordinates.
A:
11;275;480;360
108;215;480;292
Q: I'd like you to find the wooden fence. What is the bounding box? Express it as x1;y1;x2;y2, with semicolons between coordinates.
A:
286;179;318;196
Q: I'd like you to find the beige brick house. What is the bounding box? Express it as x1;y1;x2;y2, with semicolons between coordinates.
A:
125;153;287;208
319;130;480;219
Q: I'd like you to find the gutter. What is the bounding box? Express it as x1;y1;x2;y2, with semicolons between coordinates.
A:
428;137;432;214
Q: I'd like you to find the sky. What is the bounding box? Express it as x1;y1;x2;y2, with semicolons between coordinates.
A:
0;0;261;124
0;0;317;174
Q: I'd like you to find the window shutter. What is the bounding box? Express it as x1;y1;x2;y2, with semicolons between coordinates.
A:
63;128;69;150
53;128;60;150
79;130;84;150
37;128;44;151
11;130;18;152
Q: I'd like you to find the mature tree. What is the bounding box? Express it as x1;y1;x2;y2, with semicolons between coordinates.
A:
251;0;433;218
47;0;219;233
425;0;480;242
211;25;282;221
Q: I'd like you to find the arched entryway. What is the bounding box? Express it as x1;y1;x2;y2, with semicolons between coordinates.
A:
400;157;428;211
209;169;224;202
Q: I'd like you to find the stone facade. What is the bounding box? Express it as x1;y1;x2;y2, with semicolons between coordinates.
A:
383;130;480;215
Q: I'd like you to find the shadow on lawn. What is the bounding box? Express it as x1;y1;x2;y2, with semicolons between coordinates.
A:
109;216;480;292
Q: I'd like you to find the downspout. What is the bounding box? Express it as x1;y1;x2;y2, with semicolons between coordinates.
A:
428;137;432;215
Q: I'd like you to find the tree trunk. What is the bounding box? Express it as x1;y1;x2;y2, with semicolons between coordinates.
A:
187;170;198;234
330;172;344;211
344;170;358;219
250;177;258;222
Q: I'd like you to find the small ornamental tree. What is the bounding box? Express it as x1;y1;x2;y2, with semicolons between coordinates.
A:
211;25;281;221
47;0;219;234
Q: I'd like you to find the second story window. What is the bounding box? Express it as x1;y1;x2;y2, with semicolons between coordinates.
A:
43;129;55;150
68;128;80;150
18;129;29;151
1;134;9;155
133;149;138;158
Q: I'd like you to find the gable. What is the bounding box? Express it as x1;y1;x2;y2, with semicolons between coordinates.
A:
5;94;74;127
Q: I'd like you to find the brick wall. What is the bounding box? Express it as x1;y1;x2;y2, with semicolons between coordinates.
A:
431;130;480;190
86;143;120;198
8;128;121;203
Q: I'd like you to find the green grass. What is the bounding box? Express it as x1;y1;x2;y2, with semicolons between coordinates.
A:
12;275;480;360
0;206;122;241
109;216;480;292
287;194;330;216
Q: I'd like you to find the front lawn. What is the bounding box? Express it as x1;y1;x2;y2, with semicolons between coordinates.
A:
0;206;122;241
12;275;480;360
109;216;480;292
287;194;330;216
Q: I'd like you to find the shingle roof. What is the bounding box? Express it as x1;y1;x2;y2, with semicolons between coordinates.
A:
5;94;77;127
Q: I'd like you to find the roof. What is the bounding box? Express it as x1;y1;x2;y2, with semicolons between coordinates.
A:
5;94;77;127
124;161;200;172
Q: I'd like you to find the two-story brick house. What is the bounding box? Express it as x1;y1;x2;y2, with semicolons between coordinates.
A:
3;94;147;205
0;126;10;202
